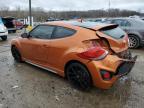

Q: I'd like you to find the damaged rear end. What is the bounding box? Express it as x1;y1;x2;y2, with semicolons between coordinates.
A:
77;23;137;89
96;24;137;77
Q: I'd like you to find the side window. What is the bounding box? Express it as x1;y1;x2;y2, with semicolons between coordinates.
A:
29;25;55;39
104;20;112;24
112;20;123;26
123;21;131;27
112;20;131;27
52;26;76;39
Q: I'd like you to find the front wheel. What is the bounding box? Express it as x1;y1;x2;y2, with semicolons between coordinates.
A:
11;46;23;62
128;35;140;49
66;62;92;90
1;36;7;41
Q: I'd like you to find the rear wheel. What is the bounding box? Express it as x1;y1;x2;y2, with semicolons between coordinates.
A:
1;36;7;41
66;62;92;90
128;35;140;49
11;46;22;62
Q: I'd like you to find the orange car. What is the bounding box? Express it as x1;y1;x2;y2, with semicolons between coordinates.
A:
11;21;137;90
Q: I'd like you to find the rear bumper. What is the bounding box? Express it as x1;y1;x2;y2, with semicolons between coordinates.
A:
115;56;137;77
86;53;137;89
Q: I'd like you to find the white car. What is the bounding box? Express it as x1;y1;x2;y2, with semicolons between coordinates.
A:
0;23;8;41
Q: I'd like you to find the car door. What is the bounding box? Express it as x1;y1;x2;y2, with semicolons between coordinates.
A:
20;25;55;64
46;26;76;68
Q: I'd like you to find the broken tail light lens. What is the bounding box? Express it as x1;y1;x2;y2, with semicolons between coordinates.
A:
77;46;108;60
78;39;109;60
83;39;110;50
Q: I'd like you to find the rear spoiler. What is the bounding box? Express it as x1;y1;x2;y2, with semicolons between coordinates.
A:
98;24;118;31
94;24;119;31
75;24;119;31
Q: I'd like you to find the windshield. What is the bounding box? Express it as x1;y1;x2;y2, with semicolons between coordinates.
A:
101;27;126;39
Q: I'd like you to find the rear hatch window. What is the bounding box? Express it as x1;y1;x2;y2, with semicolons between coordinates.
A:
100;26;126;39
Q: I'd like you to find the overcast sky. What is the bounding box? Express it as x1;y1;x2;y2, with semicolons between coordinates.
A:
0;0;144;12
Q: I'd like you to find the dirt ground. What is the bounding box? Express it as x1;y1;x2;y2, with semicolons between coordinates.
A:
0;33;144;108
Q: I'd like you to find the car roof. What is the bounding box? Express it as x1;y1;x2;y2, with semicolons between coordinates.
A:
106;17;142;21
43;21;116;30
107;17;144;25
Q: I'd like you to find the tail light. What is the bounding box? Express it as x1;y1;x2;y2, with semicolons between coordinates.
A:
78;39;109;60
77;47;108;60
101;70;112;80
83;39;109;49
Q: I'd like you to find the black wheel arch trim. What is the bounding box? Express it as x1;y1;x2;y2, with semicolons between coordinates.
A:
64;60;93;84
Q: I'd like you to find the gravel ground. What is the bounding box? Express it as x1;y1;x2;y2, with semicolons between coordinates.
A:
0;33;144;108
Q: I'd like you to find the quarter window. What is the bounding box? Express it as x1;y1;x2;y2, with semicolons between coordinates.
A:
52;26;76;39
29;25;55;39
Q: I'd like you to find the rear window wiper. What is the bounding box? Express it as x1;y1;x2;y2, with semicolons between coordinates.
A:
120;35;125;38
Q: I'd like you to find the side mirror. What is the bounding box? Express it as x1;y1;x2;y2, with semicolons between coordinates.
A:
21;33;29;38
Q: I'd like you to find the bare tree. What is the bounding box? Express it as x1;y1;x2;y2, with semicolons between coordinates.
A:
0;6;142;21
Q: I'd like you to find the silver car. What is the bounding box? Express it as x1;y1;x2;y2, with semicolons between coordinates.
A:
0;23;8;41
103;18;144;48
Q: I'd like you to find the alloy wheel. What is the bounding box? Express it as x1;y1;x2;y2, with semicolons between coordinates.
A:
128;36;139;48
66;63;92;90
11;46;22;62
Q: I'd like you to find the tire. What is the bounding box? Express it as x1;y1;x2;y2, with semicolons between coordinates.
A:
11;46;22;62
128;35;140;49
1;36;7;41
66;62;92;90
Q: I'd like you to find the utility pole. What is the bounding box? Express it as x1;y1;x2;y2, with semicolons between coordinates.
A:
29;0;32;26
108;0;111;17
